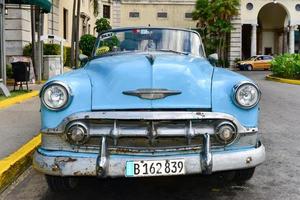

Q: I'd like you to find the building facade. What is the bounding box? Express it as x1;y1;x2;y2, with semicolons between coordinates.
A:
4;0;300;67
230;0;300;65
4;0;103;59
114;0;300;67
112;0;196;28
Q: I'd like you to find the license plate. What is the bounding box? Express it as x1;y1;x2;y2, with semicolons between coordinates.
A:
125;159;185;177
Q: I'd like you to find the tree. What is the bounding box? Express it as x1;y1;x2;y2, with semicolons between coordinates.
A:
193;0;239;67
79;34;96;57
95;18;112;34
70;0;99;68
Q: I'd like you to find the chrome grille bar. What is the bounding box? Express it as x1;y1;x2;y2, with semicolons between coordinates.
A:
42;111;258;134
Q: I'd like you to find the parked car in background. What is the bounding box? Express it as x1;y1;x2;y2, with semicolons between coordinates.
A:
33;27;265;192
237;55;273;71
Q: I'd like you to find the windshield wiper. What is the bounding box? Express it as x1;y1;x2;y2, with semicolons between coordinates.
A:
157;49;190;55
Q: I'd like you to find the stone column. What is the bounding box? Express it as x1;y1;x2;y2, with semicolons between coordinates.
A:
289;25;296;54
251;24;257;56
112;0;121;28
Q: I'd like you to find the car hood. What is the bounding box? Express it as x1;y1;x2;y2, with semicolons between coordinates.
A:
85;53;214;110
238;60;253;65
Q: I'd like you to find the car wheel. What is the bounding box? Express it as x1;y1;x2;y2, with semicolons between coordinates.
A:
247;65;253;71
45;175;78;192
233;167;255;183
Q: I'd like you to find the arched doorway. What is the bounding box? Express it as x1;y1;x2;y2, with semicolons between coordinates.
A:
241;2;294;59
257;3;289;56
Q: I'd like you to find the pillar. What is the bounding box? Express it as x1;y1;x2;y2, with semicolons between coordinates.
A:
251;24;257;56
289;25;296;54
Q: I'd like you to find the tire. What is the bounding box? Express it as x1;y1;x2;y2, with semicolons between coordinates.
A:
247;65;253;71
234;167;256;183
45;175;78;192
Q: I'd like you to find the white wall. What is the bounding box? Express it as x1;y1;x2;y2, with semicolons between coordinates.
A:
262;31;274;54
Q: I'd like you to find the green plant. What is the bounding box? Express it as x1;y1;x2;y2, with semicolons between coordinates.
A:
193;0;239;62
23;43;32;56
64;46;72;67
6;64;13;79
79;34;96;57
271;54;300;79
43;44;61;55
95;18;112;33
23;43;67;65
234;58;241;64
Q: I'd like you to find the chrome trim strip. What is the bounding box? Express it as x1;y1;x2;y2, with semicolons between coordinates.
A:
41;111;258;134
123;88;181;100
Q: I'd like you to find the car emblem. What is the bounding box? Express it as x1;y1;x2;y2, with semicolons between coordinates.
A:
123;88;182;100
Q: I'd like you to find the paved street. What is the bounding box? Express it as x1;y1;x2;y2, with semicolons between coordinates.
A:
1;71;300;200
0;97;40;159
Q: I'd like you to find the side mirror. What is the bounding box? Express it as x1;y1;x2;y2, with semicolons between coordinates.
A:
79;54;89;64
208;53;219;66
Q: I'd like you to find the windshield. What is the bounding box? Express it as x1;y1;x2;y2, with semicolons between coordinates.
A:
94;28;205;57
249;56;257;60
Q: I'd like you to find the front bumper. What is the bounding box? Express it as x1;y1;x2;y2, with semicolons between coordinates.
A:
33;142;265;177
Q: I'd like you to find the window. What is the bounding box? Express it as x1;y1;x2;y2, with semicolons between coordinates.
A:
263;56;273;60
129;12;140;18
185;13;193;19
256;56;263;61
246;3;254;10
157;12;167;18
103;5;110;19
63;8;68;40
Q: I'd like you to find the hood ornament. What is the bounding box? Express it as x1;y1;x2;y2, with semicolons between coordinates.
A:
145;54;156;65
123;88;181;100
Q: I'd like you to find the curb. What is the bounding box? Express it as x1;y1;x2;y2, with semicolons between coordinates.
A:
0;134;41;192
0;90;39;109
266;75;300;85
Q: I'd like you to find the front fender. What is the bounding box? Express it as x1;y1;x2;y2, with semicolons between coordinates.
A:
211;68;259;128
41;68;92;129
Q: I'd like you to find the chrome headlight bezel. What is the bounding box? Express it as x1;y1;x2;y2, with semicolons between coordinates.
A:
40;81;73;111
233;81;261;109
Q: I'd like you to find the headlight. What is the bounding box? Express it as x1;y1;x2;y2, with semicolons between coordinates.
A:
233;81;261;109
41;82;72;110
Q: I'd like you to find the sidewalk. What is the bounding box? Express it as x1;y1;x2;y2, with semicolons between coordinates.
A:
0;84;41;159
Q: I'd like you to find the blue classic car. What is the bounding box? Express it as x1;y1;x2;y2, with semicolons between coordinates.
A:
33;27;265;191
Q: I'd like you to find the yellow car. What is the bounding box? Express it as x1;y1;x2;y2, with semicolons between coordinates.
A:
237;55;273;71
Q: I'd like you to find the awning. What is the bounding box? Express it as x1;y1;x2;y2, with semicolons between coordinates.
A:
5;0;52;13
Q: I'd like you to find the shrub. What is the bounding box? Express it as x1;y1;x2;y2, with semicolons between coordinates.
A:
271;54;300;79
43;44;61;55
95;18;111;34
23;43;32;56
64;46;72;67
23;43;67;65
6;64;13;79
79;34;96;57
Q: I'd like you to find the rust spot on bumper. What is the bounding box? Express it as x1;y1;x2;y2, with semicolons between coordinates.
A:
73;171;95;176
